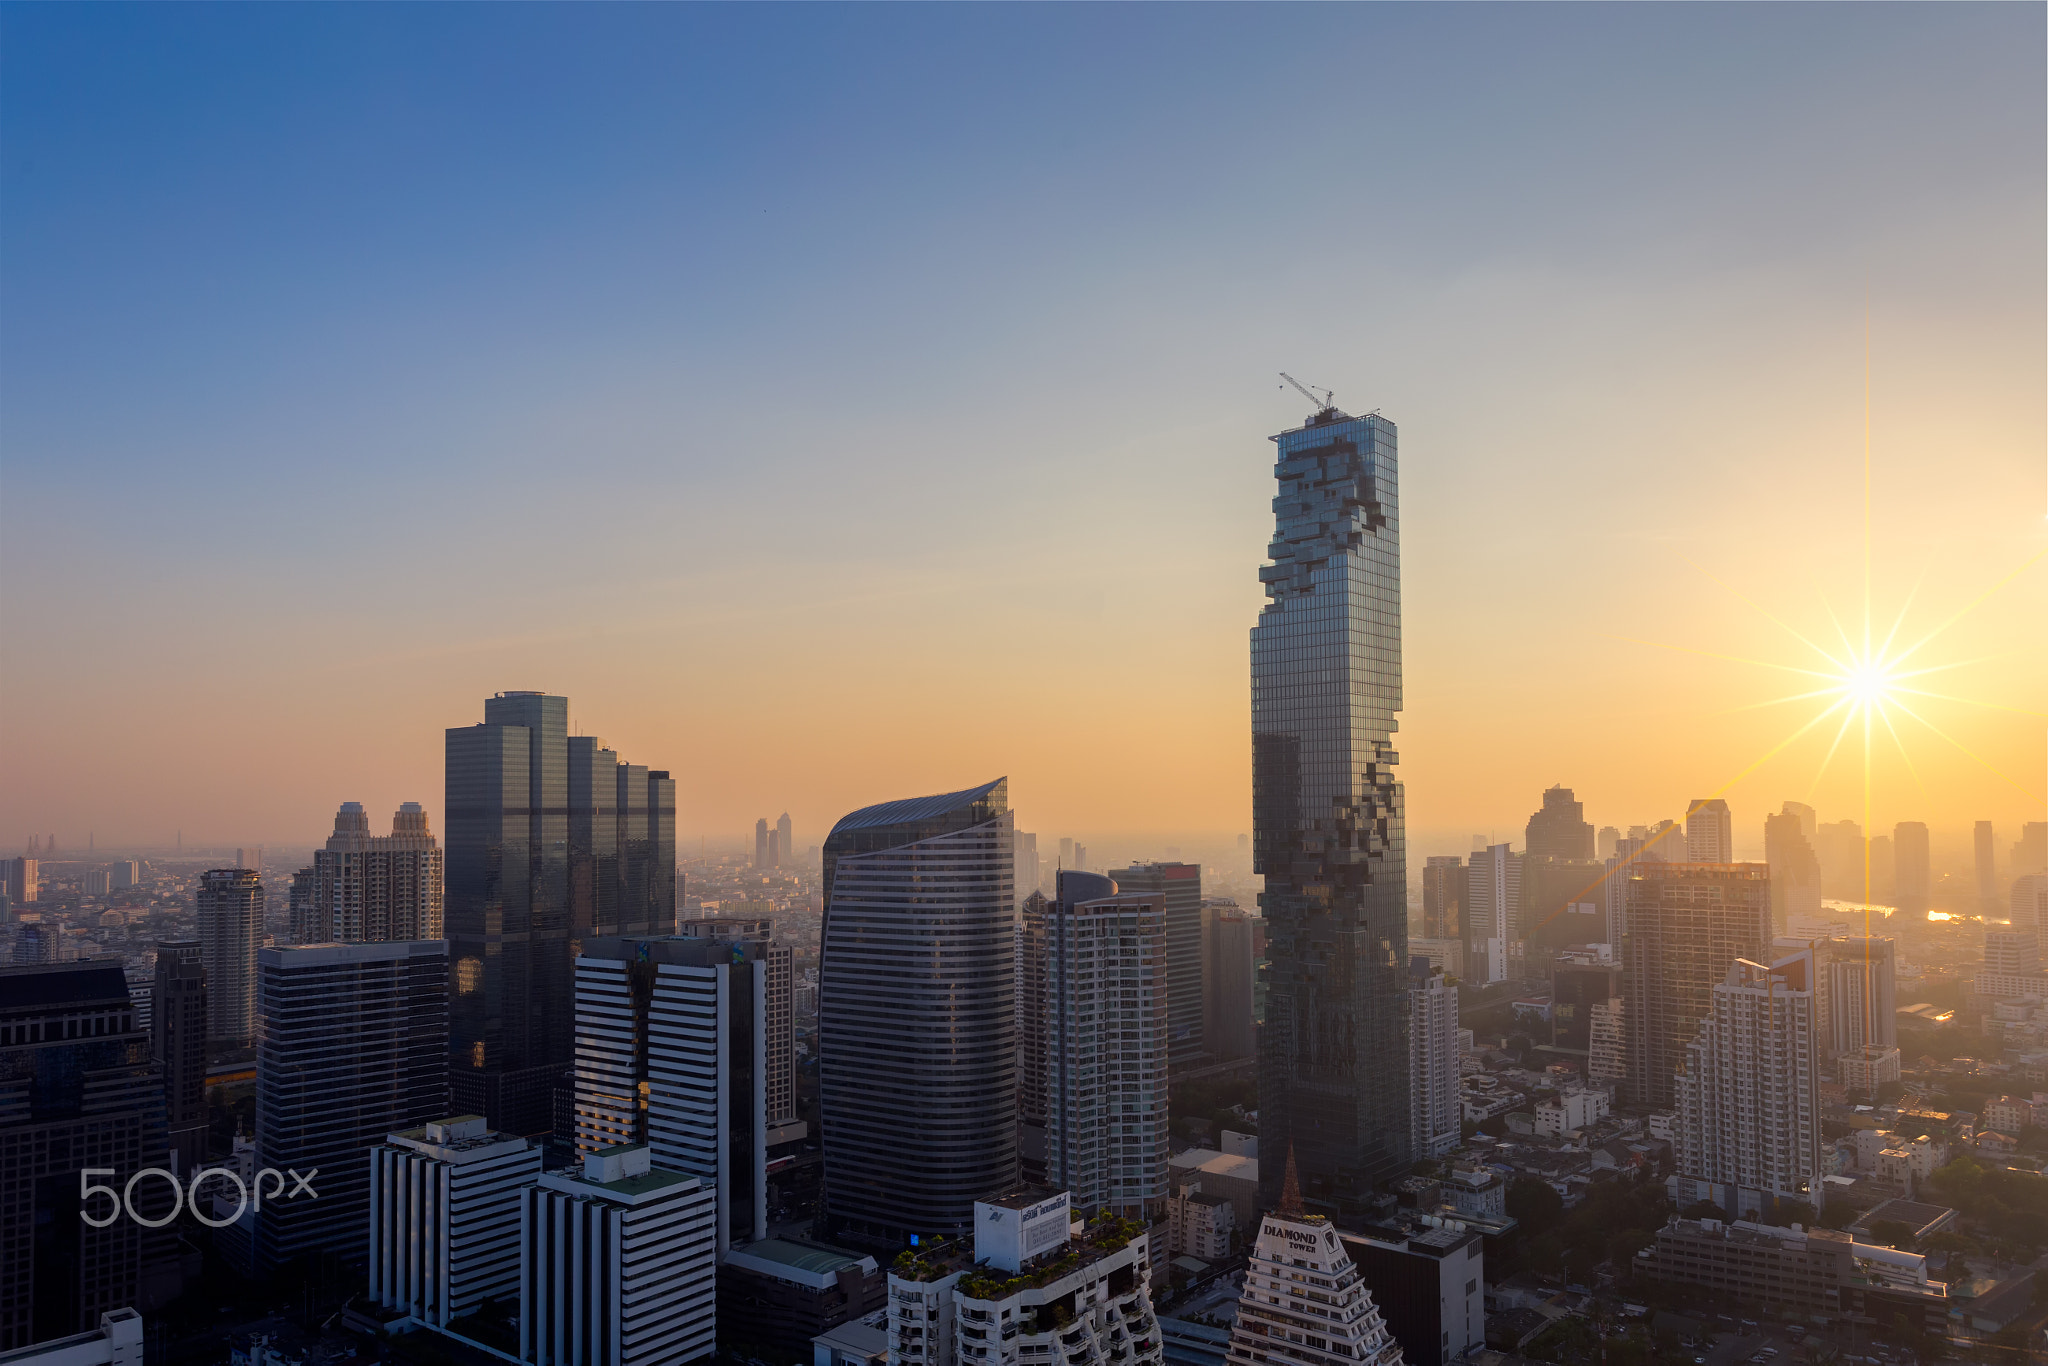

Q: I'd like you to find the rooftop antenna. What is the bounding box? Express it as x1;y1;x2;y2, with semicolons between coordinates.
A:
1279;372;1335;415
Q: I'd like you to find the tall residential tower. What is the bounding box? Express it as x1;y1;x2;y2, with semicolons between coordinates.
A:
1251;399;1410;1211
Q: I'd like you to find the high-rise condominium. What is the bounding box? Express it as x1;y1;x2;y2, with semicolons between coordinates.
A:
1204;903;1258;1063
1408;958;1460;1159
0;961;176;1348
675;917;798;1132
1686;799;1734;864
1111;861;1204;1066
153;940;209;1171
573;933;774;1252
1421;856;1464;940
1764;806;1822;930
1818;936;1897;1059
255;941;449;1268
1251;399;1410;1210
1893;822;1931;915
444;691;675;1135
2013;822;2048;878
1622;862;1771;1108
1525;786;1594;860
1673;949;1822;1217
1976;821;1998;912
198;867;263;1048
1033;871;1170;1220
1464;844;1520;986
818;779;1015;1249
293;801;444;944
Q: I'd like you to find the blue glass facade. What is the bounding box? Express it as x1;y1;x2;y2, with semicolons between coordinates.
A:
1251;407;1410;1209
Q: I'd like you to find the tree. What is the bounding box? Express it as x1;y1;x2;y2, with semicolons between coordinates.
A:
1507;1176;1564;1235
1607;1227;1655;1271
1679;1199;1724;1220
1865;1218;1917;1249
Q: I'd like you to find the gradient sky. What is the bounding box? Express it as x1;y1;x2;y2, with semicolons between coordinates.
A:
3;4;2043;863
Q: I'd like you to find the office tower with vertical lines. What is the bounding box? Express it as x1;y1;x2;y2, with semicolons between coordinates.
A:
1037;870;1170;1221
368;1115;540;1327
445;691;675;1136
153;940;209;1172
1110;861;1204;1066
255;940;449;1269
572;934;770;1253
676;916;799;1135
1252;397;1410;1212
1622;863;1772;1109
818;779;1015;1249
198;867;263;1048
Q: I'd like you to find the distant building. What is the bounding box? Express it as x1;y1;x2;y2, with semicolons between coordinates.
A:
1536;1086;1610;1137
521;1144;717;1366
293;802;443;944
1551;960;1620;1054
1976;821;1999;914
445;691;676;1136
0;962;178;1347
152;941;209;1172
1013;830;1041;904
1110;863;1204;1067
819;779;1015;1250
1686;799;1734;864
1622;862;1771;1109
255;941;450;1268
1524;786;1594;861
675;917;799;1134
198;868;263;1049
778;812;794;868
1408;959;1459;1159
1465;844;1520;986
1421;856;1463;941
1816;821;1865;900
1641;1217;1947;1334
1673;951;1821;1217
2012;822;2048;879
1588;998;1626;1088
1597;826;1620;861
757;818;771;869
1893;822;1931;916
108;860;142;891
1765;806;1822;930
1226;1165;1403;1366
1036;872;1170;1220
1203;903;1257;1063
1518;856;1606;967
368;1115;540;1326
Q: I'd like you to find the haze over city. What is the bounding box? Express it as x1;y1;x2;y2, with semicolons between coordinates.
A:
3;4;2042;862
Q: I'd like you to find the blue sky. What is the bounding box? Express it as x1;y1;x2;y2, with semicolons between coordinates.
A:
4;4;2042;856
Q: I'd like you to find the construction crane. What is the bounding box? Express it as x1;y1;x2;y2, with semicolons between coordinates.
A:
1279;372;1334;414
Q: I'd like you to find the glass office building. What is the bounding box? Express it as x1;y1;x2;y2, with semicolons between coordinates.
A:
817;778;1015;1249
1251;404;1410;1210
446;691;676;1136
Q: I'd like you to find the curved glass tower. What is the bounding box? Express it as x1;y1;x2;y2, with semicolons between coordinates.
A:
818;778;1016;1249
1251;404;1410;1212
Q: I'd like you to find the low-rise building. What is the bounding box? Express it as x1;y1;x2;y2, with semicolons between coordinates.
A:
1164;1151;1258;1232
1639;1217;1947;1334
1533;1088;1609;1138
1339;1223;1484;1366
885;1189;1162;1366
0;1309;143;1366
1441;1166;1506;1221
1164;1182;1234;1264
720;1239;885;1362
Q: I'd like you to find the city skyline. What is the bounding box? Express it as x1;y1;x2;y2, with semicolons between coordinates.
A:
2;5;2042;855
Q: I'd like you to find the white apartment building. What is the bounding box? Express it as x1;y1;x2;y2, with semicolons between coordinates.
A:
520;1144;717;1366
885;1188;1163;1366
1408;960;1459;1158
1673;951;1822;1217
1166;1181;1235;1263
1588;998;1626;1087
1440;1165;1504;1221
368;1115;540;1326
1465;846;1519;986
1534;1087;1610;1137
1225;1165;1403;1366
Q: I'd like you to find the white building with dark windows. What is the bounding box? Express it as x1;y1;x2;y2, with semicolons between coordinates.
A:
1406;960;1458;1159
1225;1159;1403;1366
368;1115;539;1327
520;1144;717;1366
1464;846;1519;987
293;801;444;944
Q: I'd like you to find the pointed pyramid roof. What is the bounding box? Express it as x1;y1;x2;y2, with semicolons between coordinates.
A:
1279;1143;1303;1216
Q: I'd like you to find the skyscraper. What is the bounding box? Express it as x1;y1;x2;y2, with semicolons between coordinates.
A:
677;916;799;1134
255;940;450;1268
1975;820;1998;913
444;691;675;1135
755;817;770;869
1597;826;1620;861
1525;785;1594;860
1815;820;1865;898
0;961;178;1347
1252;398;1409;1210
1518;855;1607;967
1036;871;1170;1220
1622;862;1772;1109
1820;936;1897;1059
1408;958;1460;1159
1;857;36;905
777;812;793;866
818;779;1016;1249
1465;844;1520;985
1014;829;1041;904
1421;855;1464;941
198;867;263;1049
1686;799;1734;864
294;801;444;944
152;940;209;1172
2013;822;2048;878
1764;806;1822;930
1893;822;1931;916
1673;950;1822;1218
1204;902;1258;1064
1111;861;1204;1066
573;933;773;1252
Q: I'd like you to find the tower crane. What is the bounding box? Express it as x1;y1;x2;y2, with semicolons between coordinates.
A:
1279;372;1334;414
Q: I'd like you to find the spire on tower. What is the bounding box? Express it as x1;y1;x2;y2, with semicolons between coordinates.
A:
1279;1143;1303;1216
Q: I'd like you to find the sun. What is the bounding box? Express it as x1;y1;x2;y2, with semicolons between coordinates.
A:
1842;662;1893;709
